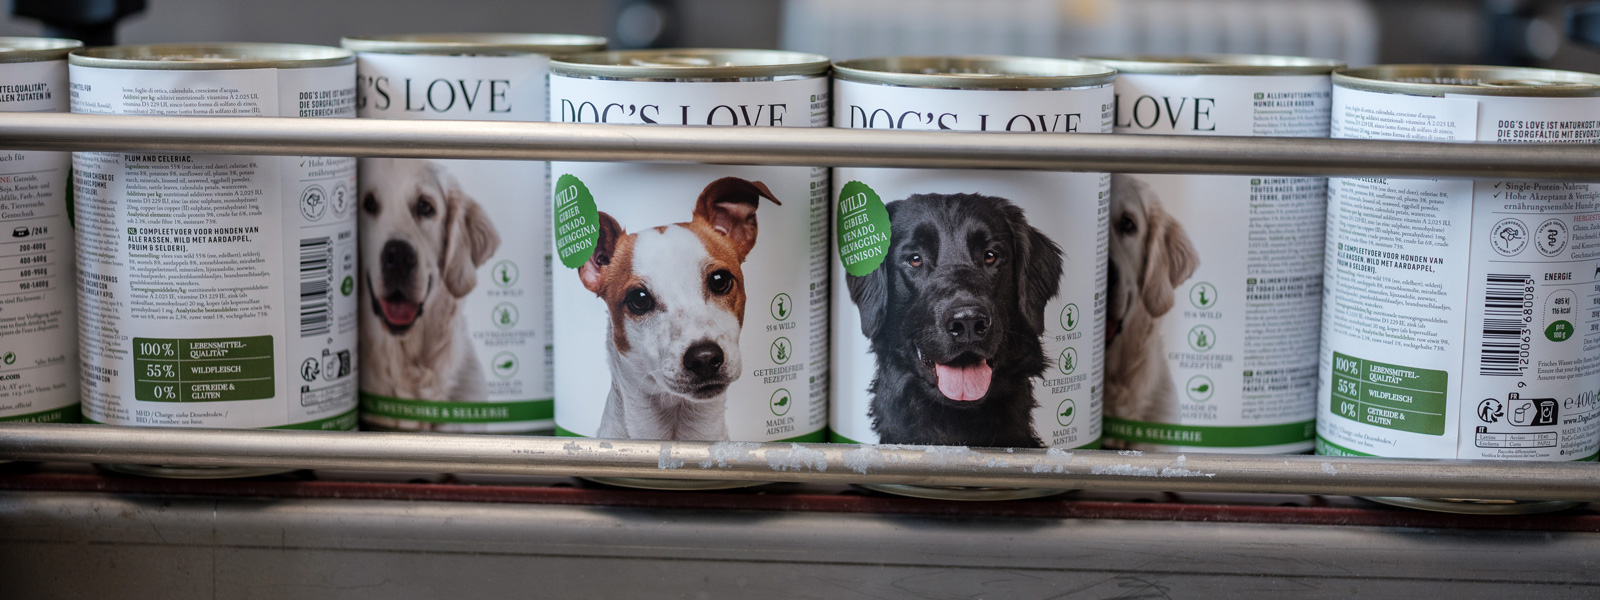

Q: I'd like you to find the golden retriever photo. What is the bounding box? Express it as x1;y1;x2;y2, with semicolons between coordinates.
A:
358;158;501;430
1105;174;1198;432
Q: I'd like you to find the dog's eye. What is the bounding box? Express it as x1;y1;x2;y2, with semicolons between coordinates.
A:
706;270;735;295
984;251;999;265
623;287;655;315
1118;215;1137;234
907;254;923;268
414;196;437;219
361;193;379;215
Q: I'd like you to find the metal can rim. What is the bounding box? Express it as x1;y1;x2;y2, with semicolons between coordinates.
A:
1080;53;1343;76
341;33;606;56
0;37;83;64
1334;64;1600;97
69;43;354;70
833;56;1115;90
550;48;830;80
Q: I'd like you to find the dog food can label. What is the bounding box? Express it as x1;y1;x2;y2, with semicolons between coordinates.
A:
1083;56;1341;452
1318;66;1600;461
0;38;81;424
548;50;830;442
346;35;604;433
829;57;1114;449
71;45;360;430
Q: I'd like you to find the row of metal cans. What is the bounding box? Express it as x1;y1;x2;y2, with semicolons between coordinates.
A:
0;35;1596;511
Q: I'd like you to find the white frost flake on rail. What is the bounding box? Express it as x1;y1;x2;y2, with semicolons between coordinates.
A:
1117;450;1143;456
563;441;583;453
699;441;762;469
658;443;685;470
921;445;983;469
842;446;887;474
1157;455;1215;478
1091;455;1215;478
766;443;827;472
1322;462;1341;476
1028;447;1074;474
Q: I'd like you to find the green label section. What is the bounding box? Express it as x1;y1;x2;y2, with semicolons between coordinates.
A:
0;404;81;423
557;425;826;443
1315;434;1376;457
133;336;275;403
553;173;600;269
362;393;552;424
836;180;891;277
270;409;358;431
1329;352;1447;436
1104;418;1315;448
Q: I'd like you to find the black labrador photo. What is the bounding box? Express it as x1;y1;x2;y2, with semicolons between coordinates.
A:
847;192;1064;448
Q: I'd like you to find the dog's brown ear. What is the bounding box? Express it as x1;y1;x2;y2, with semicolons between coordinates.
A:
1139;199;1198;318
579;212;624;295
441;182;502;298
693;177;780;261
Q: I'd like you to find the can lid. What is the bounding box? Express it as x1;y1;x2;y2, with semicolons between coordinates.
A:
1335;64;1600;97
1081;54;1343;76
550;49;830;79
833;56;1115;90
0;37;83;63
341;33;606;56
69;43;354;70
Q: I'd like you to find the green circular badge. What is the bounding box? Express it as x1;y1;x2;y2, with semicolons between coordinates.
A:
553;173;601;269
836;181;891;277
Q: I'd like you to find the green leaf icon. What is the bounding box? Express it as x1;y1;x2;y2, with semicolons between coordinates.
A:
775;396;789;407
1060;406;1074;417
1193;383;1210;394
498;360;514;370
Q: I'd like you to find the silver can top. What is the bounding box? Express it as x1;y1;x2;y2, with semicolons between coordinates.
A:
70;43;354;70
550;48;830;80
0;37;83;64
1334;64;1600;97
1081;54;1343;76
342;33;606;56
833;56;1115;90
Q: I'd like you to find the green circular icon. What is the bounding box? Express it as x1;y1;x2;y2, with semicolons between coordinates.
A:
770;337;793;365
492;260;519;288
1056;398;1077;427
1189;282;1218;309
553;173;601;269
1186;374;1215;402
1;352;14;365
1546;320;1574;342
836;181;891;277
770;388;792;416
492;302;519;330
1058;347;1078;375
491;352;519;379
1187;325;1216;352
340;276;354;297
1060;303;1080;331
770;293;793;321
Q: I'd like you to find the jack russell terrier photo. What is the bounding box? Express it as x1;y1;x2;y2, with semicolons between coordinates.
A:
578;177;779;441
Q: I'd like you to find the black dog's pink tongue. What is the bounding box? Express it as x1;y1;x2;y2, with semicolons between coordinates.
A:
380;299;419;326
935;362;992;401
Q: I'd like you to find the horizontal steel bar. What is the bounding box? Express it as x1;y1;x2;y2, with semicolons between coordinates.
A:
1;112;1597;179
1;423;1595;501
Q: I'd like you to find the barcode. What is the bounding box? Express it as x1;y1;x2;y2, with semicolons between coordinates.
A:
299;236;333;337
1479;273;1531;377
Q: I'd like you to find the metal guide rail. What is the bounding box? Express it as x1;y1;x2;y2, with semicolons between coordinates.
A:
0;112;1596;501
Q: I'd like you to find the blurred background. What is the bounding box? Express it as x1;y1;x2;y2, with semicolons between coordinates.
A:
2;0;1598;71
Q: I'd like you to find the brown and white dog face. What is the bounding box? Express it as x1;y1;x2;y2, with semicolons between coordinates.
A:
579;177;779;400
360;158;500;335
1107;174;1197;345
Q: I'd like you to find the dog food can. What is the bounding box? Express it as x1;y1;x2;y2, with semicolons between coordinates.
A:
71;44;358;478
343;34;606;434
1318;65;1600;513
1081;54;1342;453
0;38;81;430
549;49;830;489
831;57;1113;500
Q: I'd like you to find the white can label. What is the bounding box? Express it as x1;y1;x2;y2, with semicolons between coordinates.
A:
1103;74;1331;452
550;76;829;442
72;64;360;430
354;53;556;432
0;59;77;423
1318;86;1600;460
830;79;1111;449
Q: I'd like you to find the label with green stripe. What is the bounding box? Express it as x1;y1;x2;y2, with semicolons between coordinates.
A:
0;404;81;424
362;392;552;424
1104;417;1314;448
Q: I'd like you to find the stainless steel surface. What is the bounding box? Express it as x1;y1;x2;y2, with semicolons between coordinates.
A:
0;37;81;63
3;112;1600;179
1081;53;1343;76
2;423;1599;501
1335;64;1600;97
549;48;829;79
3;490;1598;599
69;43;354;70
832;55;1116;89
340;33;607;56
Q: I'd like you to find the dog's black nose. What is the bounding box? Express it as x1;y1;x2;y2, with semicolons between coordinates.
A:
946;306;991;343
683;341;725;381
380;239;418;287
